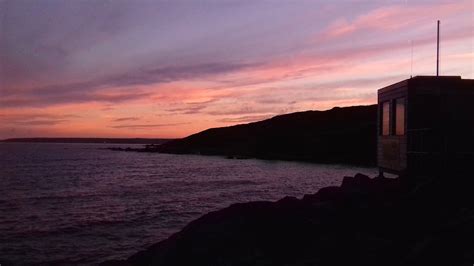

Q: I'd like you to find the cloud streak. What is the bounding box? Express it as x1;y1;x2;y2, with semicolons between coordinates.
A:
112;117;139;122
110;123;189;129
1;61;260;107
319;1;471;41
0;113;78;127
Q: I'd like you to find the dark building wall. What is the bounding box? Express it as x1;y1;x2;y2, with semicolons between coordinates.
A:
377;81;408;174
378;76;474;178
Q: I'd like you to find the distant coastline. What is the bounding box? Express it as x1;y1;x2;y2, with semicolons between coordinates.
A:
0;138;172;145
4;105;377;167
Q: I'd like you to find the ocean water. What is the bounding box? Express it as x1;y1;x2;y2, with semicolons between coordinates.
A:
0;142;377;265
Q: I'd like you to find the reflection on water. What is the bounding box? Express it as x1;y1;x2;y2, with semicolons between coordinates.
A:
0;142;377;264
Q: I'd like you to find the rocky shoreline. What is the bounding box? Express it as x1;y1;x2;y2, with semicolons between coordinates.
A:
101;173;474;266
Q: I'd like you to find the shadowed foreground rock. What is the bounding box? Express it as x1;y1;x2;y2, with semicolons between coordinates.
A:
102;174;474;266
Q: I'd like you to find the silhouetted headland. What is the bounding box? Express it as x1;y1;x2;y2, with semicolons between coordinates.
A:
101;173;474;266
157;105;377;166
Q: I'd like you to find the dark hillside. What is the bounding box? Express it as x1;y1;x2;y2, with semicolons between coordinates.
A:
158;105;377;165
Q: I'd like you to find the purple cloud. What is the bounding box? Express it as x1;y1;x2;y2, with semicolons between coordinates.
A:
1;61;259;107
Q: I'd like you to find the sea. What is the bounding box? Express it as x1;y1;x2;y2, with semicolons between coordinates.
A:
0;142;377;265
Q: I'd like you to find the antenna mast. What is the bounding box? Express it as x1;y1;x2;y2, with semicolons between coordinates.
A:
437;20;440;76
411;40;413;78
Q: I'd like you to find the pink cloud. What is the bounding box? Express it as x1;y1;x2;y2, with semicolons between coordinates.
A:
319;1;472;41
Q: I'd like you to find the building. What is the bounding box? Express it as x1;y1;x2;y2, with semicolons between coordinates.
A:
377;76;474;179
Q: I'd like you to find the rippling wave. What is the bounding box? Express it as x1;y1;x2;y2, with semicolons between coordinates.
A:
0;143;377;265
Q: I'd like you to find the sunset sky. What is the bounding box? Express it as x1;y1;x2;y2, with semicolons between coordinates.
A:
0;0;473;139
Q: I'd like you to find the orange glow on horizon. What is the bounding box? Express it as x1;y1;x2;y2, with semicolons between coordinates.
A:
1;0;472;139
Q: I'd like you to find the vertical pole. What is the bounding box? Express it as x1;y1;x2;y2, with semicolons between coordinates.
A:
410;40;413;78
437;20;440;76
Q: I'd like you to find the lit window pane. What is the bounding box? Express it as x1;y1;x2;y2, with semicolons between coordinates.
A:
382;101;390;136
396;98;405;135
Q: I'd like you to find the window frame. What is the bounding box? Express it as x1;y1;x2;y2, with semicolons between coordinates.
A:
395;97;406;136
381;101;391;136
